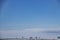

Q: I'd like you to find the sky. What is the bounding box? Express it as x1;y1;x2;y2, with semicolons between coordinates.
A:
0;0;60;39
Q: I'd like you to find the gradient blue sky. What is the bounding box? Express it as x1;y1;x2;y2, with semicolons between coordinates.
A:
0;0;60;38
0;0;60;30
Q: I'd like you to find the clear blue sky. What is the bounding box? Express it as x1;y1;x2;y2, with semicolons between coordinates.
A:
0;0;60;30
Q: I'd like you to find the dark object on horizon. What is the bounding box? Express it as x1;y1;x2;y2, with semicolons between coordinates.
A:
0;39;3;40
35;37;37;40
29;37;33;40
57;37;60;39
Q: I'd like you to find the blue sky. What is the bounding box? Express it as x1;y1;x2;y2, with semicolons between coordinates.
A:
0;0;60;38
